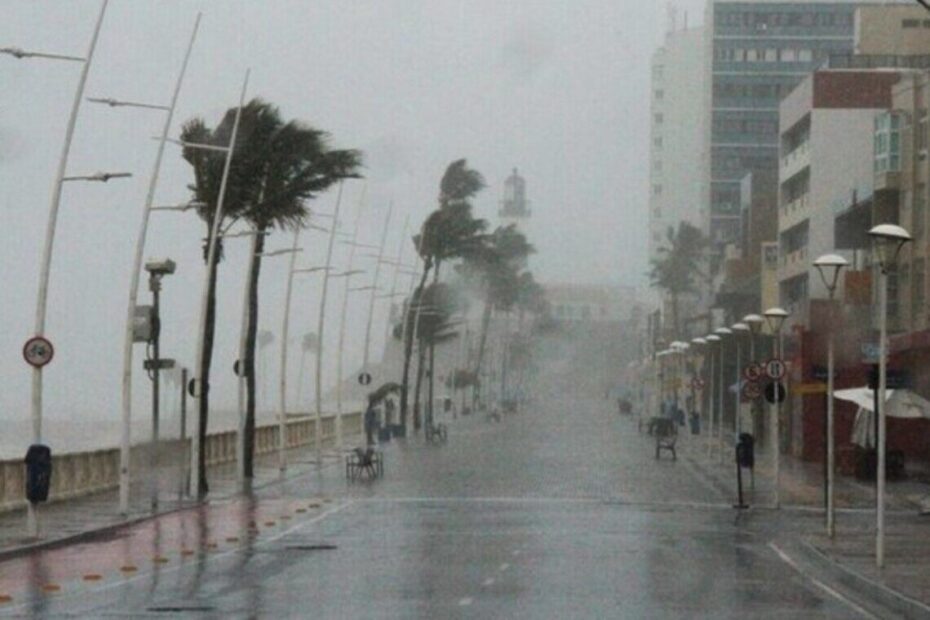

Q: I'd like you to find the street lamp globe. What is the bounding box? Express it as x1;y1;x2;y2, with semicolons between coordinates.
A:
742;314;764;335
732;322;750;333
714;327;733;337
868;224;912;273
814;254;850;294
706;334;721;343
691;337;707;346
764;307;789;334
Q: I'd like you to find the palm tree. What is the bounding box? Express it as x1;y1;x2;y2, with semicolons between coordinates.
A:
180;99;360;486
462;225;534;408
648;222;707;340
399;159;487;434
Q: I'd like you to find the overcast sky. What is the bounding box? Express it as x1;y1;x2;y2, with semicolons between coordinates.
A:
0;0;705;444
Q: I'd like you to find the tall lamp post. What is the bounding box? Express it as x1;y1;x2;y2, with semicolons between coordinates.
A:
690;338;707;434
705;334;721;458
731;322;750;439
814;254;849;538
868;224;911;568
714;327;733;464
5;0;111;536
764;307;789;509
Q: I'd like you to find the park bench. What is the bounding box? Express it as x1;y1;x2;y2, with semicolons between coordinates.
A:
425;422;448;444
653;418;677;460
346;447;384;481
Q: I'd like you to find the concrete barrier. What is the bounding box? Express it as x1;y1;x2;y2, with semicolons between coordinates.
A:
0;412;363;514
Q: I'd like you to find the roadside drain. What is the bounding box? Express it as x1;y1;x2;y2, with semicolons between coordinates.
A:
147;605;215;613
285;544;338;551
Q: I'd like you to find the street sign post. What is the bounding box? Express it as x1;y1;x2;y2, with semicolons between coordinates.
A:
23;337;54;368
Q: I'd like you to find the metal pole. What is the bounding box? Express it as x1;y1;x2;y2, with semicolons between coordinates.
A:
29;0;108;536
336;187;364;446
277;227;302;474
827;295;836;537
179;367;188;500
236;231;259;488
734;338;742;440
315;184;347;465
718;342;726;465
877;268;888;568
774;329;783;509
708;346;715;458
119;11;200;516
150;274;161;511
190;69;250;498
363;204;393;371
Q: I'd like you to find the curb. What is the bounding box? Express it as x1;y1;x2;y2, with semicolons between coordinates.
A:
798;537;930;620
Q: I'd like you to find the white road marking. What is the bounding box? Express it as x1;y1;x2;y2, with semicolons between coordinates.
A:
482;578;495;587
512;550;521;557
458;597;474;606
499;563;510;572
768;542;877;619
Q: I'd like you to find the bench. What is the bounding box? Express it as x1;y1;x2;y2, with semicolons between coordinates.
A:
653;418;677;460
425;422;448;444
346;447;384;481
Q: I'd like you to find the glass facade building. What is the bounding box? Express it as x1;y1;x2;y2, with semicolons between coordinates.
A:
706;1;858;249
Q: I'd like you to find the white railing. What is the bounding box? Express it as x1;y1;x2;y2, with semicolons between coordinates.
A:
0;411;363;513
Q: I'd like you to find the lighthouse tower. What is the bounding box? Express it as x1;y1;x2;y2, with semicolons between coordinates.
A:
499;168;530;232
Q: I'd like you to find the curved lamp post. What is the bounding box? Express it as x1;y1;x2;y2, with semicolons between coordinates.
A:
705;334;721;459
868;224;911;568
814;253;849;538
764;307;790;508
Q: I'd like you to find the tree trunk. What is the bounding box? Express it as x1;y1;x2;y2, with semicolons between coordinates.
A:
413;340;427;431
472;298;493;409
671;291;681;341
198;232;223;497
427;263;441;430
400;261;430;433
243;227;266;478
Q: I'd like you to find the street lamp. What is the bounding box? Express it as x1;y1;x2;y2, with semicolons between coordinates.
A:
104;14;202;515
764;306;790;509
705;334;721;458
731;323;750;441
814;253;849;538
868;223;912;568
743;314;764;364
714;327;733;464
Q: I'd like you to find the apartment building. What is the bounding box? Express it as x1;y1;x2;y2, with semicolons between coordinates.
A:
648;24;705;265
777;69;901;325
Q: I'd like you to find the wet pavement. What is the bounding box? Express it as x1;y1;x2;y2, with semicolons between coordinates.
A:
1;391;920;619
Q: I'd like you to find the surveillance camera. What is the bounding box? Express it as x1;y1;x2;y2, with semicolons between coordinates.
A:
145;258;177;276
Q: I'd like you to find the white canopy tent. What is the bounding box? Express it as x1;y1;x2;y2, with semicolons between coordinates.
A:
834;388;930;448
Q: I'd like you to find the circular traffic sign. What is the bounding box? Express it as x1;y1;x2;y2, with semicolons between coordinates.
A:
23;336;54;368
743;363;763;383
764;381;787;404
742;382;763;401
188;378;200;398
765;359;787;381
358;372;372;386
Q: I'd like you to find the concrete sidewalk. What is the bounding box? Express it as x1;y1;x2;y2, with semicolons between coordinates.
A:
0;439;360;559
676;428;930;614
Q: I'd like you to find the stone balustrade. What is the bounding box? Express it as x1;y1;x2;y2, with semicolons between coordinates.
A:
0;411;363;513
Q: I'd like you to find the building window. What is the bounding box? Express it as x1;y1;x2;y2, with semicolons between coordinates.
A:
653;184;663;195
798;49;812;62
915;184;926;239
903;19;920;29
654;113;664;124
655;90;664;100
654;137;663;149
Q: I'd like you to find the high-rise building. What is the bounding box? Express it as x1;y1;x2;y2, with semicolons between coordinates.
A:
648;21;705;265
704;1;861;250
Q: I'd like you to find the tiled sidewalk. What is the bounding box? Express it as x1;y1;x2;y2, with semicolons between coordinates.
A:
0;442;358;557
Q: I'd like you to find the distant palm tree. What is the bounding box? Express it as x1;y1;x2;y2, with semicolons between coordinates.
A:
400;159;487;433
648;222;707;340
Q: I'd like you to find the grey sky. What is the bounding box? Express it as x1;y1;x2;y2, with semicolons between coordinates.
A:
0;1;701;440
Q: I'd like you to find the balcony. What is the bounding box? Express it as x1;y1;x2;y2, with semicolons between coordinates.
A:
780;141;810;181
779;193;810;231
779;246;808;280
875;169;900;192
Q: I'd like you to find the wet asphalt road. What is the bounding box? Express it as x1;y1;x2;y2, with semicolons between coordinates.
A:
0;393;877;618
